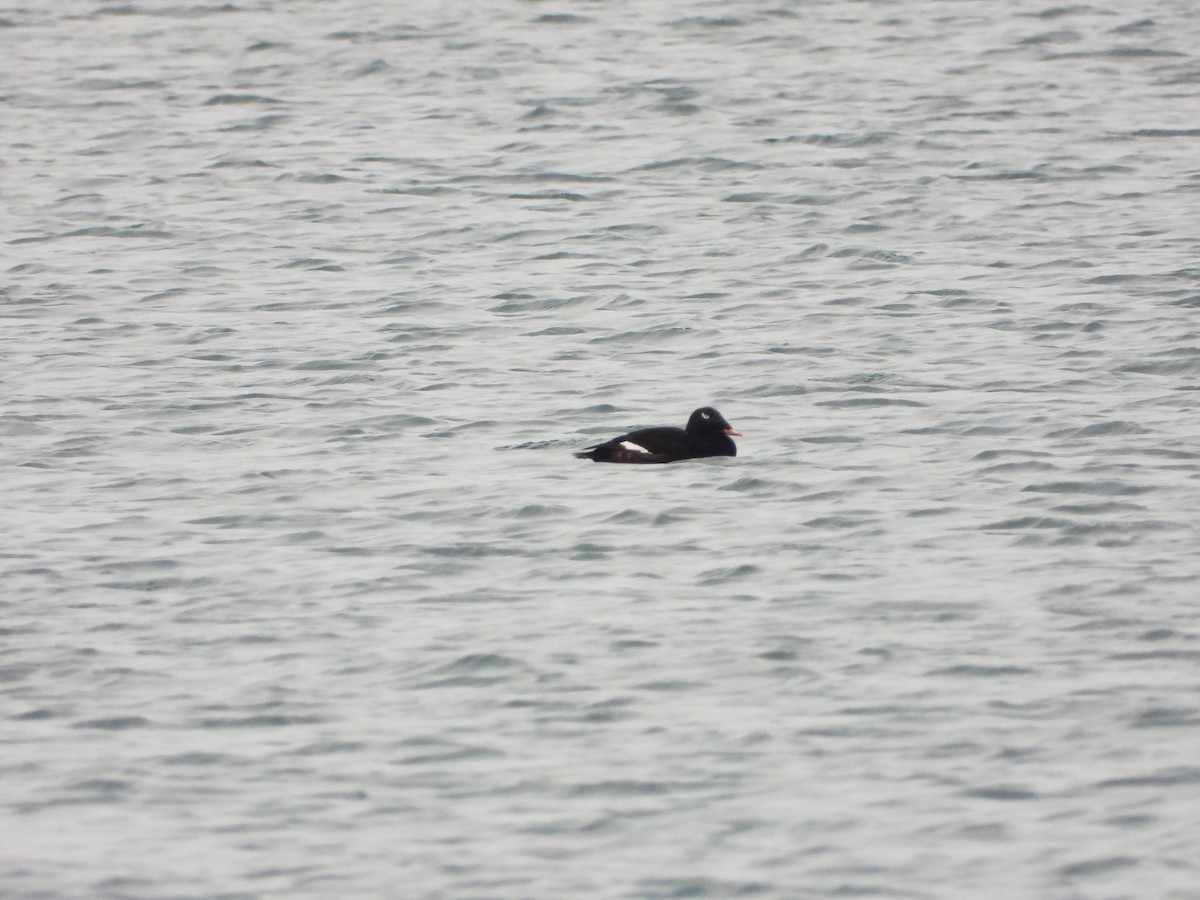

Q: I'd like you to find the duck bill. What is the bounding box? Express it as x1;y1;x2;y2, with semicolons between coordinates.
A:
724;427;743;436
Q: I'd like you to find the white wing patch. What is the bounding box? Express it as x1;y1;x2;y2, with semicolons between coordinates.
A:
619;440;652;454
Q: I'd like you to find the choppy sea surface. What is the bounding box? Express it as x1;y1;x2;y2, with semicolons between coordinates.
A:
4;1;1200;897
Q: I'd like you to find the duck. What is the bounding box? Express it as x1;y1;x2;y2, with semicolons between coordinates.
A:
574;407;741;464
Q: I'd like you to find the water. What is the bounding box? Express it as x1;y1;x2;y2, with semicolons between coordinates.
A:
4;1;1200;896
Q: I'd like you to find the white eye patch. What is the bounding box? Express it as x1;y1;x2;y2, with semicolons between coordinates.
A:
700;412;711;420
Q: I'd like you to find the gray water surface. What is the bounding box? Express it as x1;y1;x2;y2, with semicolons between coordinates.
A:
4;1;1200;897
